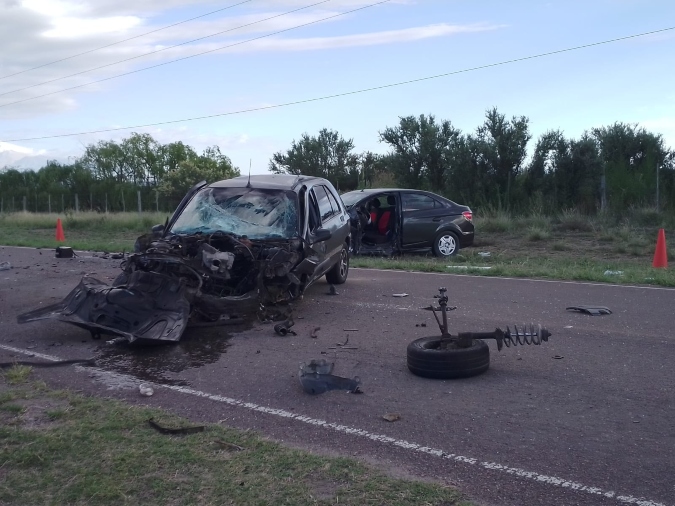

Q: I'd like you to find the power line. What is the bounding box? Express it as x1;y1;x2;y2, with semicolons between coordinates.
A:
0;0;333;101
3;25;674;143
0;0;254;81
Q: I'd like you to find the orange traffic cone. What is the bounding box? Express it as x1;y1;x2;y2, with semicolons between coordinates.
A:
55;218;66;242
652;228;668;268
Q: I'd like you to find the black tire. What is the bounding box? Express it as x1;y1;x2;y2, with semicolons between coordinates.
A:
325;242;349;285
407;337;489;379
432;231;459;257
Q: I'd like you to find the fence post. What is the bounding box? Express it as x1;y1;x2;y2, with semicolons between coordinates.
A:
23;196;26;212
137;190;142;214
13;196;15;212
48;194;51;214
61;194;64;212
656;162;660;211
75;194;79;212
155;190;159;212
105;193;108;213
121;191;126;212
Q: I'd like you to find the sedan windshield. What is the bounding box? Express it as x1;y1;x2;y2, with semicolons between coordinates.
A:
170;187;299;239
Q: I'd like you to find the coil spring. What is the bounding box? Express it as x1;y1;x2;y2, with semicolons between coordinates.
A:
502;324;550;347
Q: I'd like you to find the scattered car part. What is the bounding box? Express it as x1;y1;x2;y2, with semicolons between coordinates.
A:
566;305;612;316
17;174;352;343
310;326;321;338
55;246;74;258
274;319;296;336
0;261;11;271
147;418;205;435
17;271;190;344
407;287;552;379
299;359;361;394
392;293;408;297
382;413;401;422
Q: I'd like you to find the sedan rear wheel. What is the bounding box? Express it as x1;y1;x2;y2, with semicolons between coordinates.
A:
433;231;459;257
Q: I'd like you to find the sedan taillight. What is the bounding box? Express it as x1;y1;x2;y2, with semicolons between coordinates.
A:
462;211;473;222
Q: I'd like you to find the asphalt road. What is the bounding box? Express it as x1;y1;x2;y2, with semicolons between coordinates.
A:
1;245;673;506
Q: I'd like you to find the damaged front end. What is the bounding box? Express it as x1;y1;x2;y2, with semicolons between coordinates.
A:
18;185;310;343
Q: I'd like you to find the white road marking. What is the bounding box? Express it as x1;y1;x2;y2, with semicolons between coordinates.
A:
1;343;667;505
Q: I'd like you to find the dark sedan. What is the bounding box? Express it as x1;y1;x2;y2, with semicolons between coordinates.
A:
341;188;474;257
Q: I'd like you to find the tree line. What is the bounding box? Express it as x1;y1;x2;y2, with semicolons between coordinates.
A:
271;108;675;214
0;133;239;212
1;108;674;214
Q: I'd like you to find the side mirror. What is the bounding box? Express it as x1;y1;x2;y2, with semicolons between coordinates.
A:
312;228;332;243
151;224;165;234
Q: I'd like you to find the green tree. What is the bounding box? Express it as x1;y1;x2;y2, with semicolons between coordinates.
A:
470;107;531;210
379;114;462;192
269;128;360;191
158;147;239;205
592;122;673;210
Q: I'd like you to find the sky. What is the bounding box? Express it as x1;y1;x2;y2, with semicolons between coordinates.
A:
1;0;674;173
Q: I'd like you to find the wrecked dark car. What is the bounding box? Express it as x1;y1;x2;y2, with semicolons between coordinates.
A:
341;189;474;257
18;175;351;343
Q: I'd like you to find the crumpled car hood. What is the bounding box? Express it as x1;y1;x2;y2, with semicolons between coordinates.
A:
17;270;190;343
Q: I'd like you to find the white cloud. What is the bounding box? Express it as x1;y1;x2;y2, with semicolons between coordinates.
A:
0;140;44;154
43;15;141;38
217;22;501;53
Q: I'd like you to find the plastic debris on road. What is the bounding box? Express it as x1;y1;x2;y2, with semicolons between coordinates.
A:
299;359;361;395
0;261;12;271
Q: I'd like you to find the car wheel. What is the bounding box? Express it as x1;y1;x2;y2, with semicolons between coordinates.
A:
325;243;349;285
407;337;489;379
433;231;459;257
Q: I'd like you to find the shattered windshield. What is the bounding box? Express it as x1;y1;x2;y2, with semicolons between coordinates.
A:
170;187;299;239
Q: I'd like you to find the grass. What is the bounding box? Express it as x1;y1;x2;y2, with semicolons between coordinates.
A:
0;211;167;252
0;375;468;506
0;209;673;286
2;365;33;385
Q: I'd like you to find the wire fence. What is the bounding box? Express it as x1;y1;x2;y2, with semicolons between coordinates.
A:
0;189;178;214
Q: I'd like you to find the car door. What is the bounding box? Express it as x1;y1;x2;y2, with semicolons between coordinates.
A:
400;192;449;248
303;184;342;279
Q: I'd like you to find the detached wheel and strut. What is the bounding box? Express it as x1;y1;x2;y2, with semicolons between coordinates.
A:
407;287;552;380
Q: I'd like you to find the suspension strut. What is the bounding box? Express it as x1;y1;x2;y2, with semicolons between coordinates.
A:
423;287;551;350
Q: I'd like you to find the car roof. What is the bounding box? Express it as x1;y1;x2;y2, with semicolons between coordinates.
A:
343;188;441;196
209;174;330;191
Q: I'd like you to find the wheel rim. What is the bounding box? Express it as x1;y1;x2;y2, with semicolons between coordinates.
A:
437;235;456;256
339;249;348;278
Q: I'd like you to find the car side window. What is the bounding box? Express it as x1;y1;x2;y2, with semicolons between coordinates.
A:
325;186;342;213
402;193;437;211
308;191;321;232
313;186;335;223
